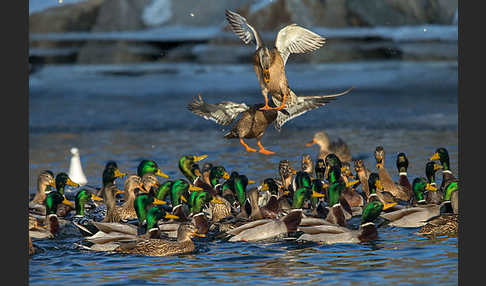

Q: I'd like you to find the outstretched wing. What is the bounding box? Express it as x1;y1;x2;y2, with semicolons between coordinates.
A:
225;9;263;49
275;24;326;66
187;94;250;126
273;87;353;131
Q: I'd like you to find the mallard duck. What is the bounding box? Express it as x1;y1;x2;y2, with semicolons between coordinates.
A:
156;212;210;239
380;177;450;228
94;162;127;197
188;90;350;155
417;214;458;236
30;170;55;204
227;209;303;242
202;166;233;222
374;146;411;202
354;159;371;200
324;154;363;209
137;159;169;179
429;147;459;193
301;154;313;177
68;147;88;186
424;161;443;205
306;131;352;163
141;173;160;193
71;189;105;236
366;173;400;211
114;223;205;257
396;153;413;202
178;154;208;183
167;179;204;219
30;190;75;238
225;9;326;111
296;200;387;244
315;159;326;181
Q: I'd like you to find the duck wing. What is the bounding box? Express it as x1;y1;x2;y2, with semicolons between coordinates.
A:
273;88;353;131
225;9;264;49
274;24;326;66
187;94;250;126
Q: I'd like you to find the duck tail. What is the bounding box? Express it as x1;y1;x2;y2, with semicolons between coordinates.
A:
358;222;378;242
281;209;303;233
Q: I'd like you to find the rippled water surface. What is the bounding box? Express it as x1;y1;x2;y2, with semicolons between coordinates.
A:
29;61;458;285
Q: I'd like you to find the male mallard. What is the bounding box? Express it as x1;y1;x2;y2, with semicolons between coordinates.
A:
429;147;459;193
374;146;411;202
169;179;204;219
115;223;205;257
137;159;169;179
188;90;350;155
296;200;387;244
71;189;105;236
396;153;413;201
315;159;326;181
306;131;352;163
202;166;233;222
225;9;325;111
227;209;303;242
178;154;208;183
94;162;127;197
424;161;443;205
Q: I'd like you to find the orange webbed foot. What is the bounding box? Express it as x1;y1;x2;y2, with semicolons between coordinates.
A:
259;149;275;155
259;105;273;111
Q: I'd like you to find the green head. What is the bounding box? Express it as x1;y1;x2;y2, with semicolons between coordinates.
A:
75;189;91;216
292;186;325;209
145;206;179;230
45;191;65;215
134;192;167;223
444;181;458;201
102;165;126;186
325;154;342;169
261;178;279;196
233;174;250;207
368;173;382;195
361;201;384;224
412;177;428;203
137;159;169;179
425;161;442;184
315;159;326;181
55;172;79;195
178;155;207;182
396;153;409;173
294;171;312;190
209;166;230;187
222;171;239;193
155;180;173;201
430;147;450;170
190;191;213;214
170;179;191;206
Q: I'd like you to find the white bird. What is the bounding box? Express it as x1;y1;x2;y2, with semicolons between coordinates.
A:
68;147;88;186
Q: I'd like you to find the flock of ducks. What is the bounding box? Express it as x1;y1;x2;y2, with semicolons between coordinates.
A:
28;133;459;257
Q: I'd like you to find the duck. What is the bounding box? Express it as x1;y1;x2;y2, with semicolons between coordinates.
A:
417;213;458;236
379;177;451;228
32;189;75;238
296;200;388;244
374;146;411;202
68;147;88;186
227;209;303;242
366;173;401;211
314;159;326;181
114;223;205;257
178;154;208;183
424;161;443;205
71;188;105;236
168;179;204;219
301;154;314;178
137;159;169;179
201;166;233;222
30;170;56;204
429;147;458;193
396;152;413;202
353;160;372;200
188;90;351;155
225;9;326;111
306;131;352;163
94;162;127;198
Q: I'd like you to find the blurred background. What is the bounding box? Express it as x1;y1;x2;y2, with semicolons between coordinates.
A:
29;0;458;192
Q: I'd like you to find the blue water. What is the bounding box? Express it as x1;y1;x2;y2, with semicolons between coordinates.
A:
29;61;458;285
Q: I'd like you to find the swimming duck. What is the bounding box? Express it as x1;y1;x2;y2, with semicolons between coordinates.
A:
227;209;303;242
367;173;400;211
141;173;160;193
156;212;210;239
324;154;363;209
315;159;326;181
296;200;388;244
202;166;233;222
30;170;56;204
429;147;458;192
137;159;169;179
424;161;443;205
188;90;350;155
396;153;413;202
42;190;75;236
71;189;105;236
354;160;372;200
225;9;326;111
115;223;205;257
301;154;314;177
374;146;411;202
169;179;204;219
94;162;127;197
306;131;352;163
417;213;458;236
178;154;208;183
68;147;88;186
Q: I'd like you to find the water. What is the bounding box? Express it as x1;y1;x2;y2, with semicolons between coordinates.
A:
29;61;458;285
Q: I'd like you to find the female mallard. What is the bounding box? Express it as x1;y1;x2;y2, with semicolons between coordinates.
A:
306;131;352;163
417;213;458;236
31;170;56;204
115;223;205;257
188;89;350;155
429;147;458;192
374;146;411;202
296;200;387;244
301;154;313;177
354;159;371;200
225;9;326;111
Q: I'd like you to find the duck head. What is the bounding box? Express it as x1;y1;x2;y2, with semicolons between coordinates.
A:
145;206;179;231
429;147;451;171
37;170;55;194
171;179;202;207
134;192;168;224
256;47;271;84
102;164;127;187
374;146;385;168
209;166;230;187
306;131;330;150
189;190;222;214
137;159;169;179
301;154;313;174
74;189;103;217
55;172;79;195
291;186;325;209
233;174;251;207
315;159;326;181
367;172;383;199
176;223;206;243
178;154;208;182
260;178;280;196
425;161;442;187
396;153;409;173
141;173;160;193
324;153;342;180
412;177;430;204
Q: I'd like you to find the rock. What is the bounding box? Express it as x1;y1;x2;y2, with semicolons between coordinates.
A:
29;0;104;34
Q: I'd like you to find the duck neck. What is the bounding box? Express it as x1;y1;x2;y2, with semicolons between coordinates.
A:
328;183;342;206
179;157;197;182
443;182;458;201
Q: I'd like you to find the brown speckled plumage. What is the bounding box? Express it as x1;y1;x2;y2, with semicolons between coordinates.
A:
375;147;410;202
418;214;458;236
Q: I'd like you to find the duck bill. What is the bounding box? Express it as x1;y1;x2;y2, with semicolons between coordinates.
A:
115;189;125;195
383;202;397;210
91;194;104;201
263;69;270;84
189;185;203;191
192;232;206;238
429;153;440;161
49;181;56;188
312;190;325;198
425;184;438;191
222;172;230;180
260;183;269;191
152;198;167;205
211;197;224;204
114;169;127;178
155;169;169;178
290;167;297;175
375;180;383;190
248;180;256;184
66;178;80;187
305;139;317;147
282;190;290;195
62;198;75;208
434;164;443;171
194;155;208;162
180;195;188;203
164;213;179;220
346;180;360;188
324;165;330;180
